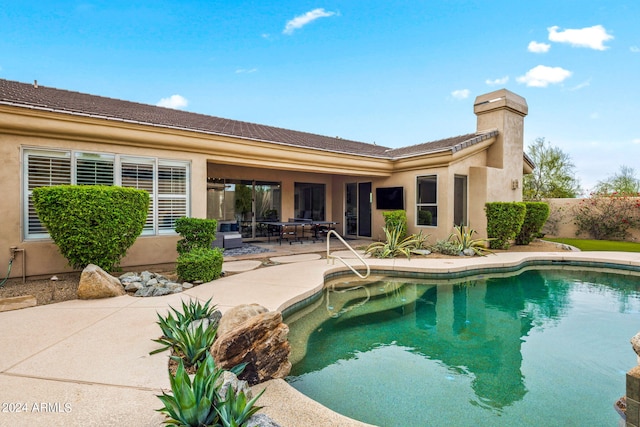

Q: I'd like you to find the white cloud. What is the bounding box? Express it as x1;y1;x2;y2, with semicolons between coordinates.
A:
589;112;599;120
451;89;470;100
156;94;188;109
547;25;614;50
283;8;336;35
570;79;591;91
528;41;551;53
235;68;258;74
631;46;640;53
516;65;572;87
485;76;509;86
634;138;640;145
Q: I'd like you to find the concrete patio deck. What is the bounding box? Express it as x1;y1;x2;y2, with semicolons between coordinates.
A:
1;249;639;426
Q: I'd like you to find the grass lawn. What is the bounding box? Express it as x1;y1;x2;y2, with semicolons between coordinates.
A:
544;238;640;252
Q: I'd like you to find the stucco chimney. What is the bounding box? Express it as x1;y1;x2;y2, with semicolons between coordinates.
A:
473;89;527;170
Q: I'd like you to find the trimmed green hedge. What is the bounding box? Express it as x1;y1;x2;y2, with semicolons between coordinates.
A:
175;217;218;255
32;185;149;271
176;247;224;282
485;202;526;249
382;210;407;240
515;202;550;245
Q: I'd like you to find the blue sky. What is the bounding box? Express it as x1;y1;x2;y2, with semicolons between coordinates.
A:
1;1;638;190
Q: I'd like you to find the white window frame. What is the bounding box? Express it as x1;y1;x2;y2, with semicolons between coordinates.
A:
22;147;191;240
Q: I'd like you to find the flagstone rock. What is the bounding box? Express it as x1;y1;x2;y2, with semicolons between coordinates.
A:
78;264;126;299
211;310;291;386
216;303;269;337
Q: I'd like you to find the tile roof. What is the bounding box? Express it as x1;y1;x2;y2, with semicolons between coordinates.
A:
0;78;492;160
385;131;498;158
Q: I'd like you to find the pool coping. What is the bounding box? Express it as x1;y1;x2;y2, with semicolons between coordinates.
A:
213;250;640;427
1;251;638;426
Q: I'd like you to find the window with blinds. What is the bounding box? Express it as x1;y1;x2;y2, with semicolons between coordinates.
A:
75;152;114;185
25;151;72;237
121;158;155;233
23;148;190;239
158;164;188;232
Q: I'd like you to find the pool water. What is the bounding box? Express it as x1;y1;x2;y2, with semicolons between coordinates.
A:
285;267;640;427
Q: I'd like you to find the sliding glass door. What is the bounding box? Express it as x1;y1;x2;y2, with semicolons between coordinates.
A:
345;182;372;237
207;178;281;239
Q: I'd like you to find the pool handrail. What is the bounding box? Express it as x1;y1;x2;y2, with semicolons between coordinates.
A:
326;230;370;279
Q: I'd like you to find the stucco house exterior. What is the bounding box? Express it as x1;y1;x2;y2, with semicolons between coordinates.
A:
0;78;531;278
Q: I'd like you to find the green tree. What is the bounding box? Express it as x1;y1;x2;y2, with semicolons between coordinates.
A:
523;137;582;200
592;165;640;195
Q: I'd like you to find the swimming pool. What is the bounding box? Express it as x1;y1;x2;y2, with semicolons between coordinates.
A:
285;266;640;426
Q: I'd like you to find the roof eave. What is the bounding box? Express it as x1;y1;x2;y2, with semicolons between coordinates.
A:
388;130;499;161
0;100;395;159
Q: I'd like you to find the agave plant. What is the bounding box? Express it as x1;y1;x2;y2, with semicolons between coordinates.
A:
215;386;265;427
150;311;184;355
449;224;494;256
150;298;217;357
169;321;218;368
157;353;224;426
411;230;431;252
180;297;217;322
365;224;424;259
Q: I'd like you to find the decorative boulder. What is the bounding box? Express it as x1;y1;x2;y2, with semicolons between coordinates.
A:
211;310;291;386
631;332;640;364
78;264;126;299
217;303;269;337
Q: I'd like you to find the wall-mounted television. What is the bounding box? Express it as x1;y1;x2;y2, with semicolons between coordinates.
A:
375;186;404;210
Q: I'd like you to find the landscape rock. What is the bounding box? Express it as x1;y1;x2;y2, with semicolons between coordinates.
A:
631;332;640;364
217;370;252;400
209;310;222;329
152;286;172;297
217;303;269;337
78;264;126;299
124;281;143;292
134;286;155;297
188;318;211;333
211;310;291;385
118;271;194;297
246;413;281;427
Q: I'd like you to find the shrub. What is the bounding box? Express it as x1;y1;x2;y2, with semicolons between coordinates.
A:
515;202;550;245
177;247;223;283
572;193;640;240
430;239;461;256
485;202;526;249
32;185;148;271
175;217;218;255
382;210;407;239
